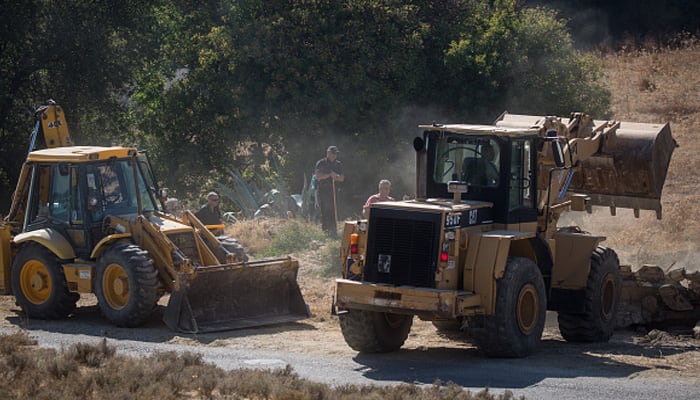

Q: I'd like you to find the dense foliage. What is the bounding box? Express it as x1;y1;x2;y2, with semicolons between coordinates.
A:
526;0;700;47
0;0;614;216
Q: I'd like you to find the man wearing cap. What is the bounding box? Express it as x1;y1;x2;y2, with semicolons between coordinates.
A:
195;191;223;225
314;146;344;237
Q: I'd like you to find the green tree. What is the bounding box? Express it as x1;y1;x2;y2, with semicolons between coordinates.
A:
0;0;157;211
1;1;613;218
445;0;610;120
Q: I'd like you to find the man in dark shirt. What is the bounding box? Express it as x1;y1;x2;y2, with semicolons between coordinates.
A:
314;146;344;237
195;191;223;225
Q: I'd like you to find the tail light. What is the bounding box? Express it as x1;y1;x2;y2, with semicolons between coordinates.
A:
440;251;449;262
440;242;449;262
350;233;359;254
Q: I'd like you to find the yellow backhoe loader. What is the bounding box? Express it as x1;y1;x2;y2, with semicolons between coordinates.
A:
0;102;310;333
333;111;679;357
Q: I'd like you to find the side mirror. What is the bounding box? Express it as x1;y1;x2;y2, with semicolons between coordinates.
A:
552;141;565;168
58;162;70;176
413;137;425;152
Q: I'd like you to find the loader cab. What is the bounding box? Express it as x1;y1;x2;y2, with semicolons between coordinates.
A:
424;130;538;225
22;149;161;258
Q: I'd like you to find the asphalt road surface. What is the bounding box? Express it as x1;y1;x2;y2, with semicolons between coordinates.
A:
1;307;698;400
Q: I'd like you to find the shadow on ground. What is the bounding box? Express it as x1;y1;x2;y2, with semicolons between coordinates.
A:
3;301;315;345
350;334;692;389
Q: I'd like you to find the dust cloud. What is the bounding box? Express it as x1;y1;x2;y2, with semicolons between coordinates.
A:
560;206;700;272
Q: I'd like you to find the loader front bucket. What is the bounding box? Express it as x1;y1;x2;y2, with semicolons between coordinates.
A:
163;258;311;333
569;120;677;218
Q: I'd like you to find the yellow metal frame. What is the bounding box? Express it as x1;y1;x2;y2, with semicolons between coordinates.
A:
90;233;133;259
13;228;76;260
0;224;13;294
335;278;482;318
63;263;94;293
38;103;72;148
551;231;604;290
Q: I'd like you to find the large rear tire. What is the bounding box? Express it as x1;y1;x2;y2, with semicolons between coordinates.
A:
10;243;78;319
339;310;413;353
468;257;546;358
558;246;621;342
432;319;463;332
95;242;159;328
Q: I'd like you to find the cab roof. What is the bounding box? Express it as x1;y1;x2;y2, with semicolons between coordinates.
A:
418;123;540;137
26;146;137;163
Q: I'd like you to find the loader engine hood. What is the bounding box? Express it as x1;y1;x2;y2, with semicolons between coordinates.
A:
363;199;492;288
145;213;192;233
369;199;494;228
109;213;193;234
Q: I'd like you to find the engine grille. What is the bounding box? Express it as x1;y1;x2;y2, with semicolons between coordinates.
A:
167;231;201;265
363;208;440;288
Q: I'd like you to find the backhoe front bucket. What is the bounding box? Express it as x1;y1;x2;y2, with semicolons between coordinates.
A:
163;258;311;333
569;120;676;218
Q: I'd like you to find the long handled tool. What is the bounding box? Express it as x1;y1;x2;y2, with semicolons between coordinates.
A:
332;178;338;230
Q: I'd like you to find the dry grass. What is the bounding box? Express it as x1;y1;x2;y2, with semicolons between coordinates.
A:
559;37;700;271
225;217;328;259
0;331;519;400
224;217;281;255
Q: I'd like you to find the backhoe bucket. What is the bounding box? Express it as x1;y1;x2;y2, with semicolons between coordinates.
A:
163;258;311;333
568;120;676;218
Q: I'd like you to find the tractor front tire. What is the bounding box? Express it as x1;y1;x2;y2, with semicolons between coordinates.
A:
339;309;413;353
95;243;159;328
10;243;78;319
558;246;621;342
468;257;546;358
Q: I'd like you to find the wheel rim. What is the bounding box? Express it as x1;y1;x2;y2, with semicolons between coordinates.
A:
103;263;130;310
600;273;616;321
383;313;406;329
516;283;539;335
20;260;52;305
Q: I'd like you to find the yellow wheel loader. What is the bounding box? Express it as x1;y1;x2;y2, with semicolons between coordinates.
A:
0;102;310;333
333;112;677;357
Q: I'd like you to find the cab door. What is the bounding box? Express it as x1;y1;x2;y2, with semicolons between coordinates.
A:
506;138;537;224
23;163;91;258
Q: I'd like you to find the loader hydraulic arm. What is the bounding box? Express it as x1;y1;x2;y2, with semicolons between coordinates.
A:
556;113;621;167
33;101;73;151
503;111;675;238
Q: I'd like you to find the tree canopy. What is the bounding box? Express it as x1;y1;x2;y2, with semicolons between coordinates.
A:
1;0;616;216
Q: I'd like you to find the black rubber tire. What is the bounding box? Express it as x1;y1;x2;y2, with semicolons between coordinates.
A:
432;319;463;332
468;257;547;358
94;242;159;328
10;242;78;319
219;237;249;262
557;246;621;342
339;310;413;353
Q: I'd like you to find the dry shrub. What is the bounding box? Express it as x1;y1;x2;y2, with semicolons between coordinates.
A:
225;217;326;258
66;338;116;367
0;331;515;399
0;330;36;355
45;355;79;379
224;217;281;255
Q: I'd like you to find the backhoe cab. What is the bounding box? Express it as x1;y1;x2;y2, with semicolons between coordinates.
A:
334;112;675;357
0;102;310;332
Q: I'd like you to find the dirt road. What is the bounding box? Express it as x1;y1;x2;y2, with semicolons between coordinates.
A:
1;256;699;400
